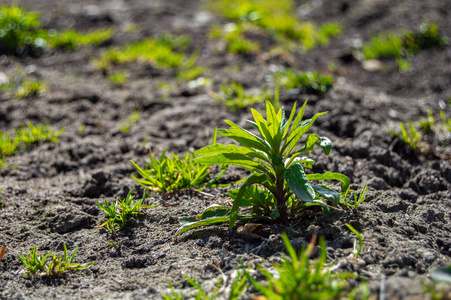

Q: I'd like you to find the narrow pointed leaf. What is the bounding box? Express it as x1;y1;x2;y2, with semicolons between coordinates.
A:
307;172;350;192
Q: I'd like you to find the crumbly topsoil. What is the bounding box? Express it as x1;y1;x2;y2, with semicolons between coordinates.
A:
0;0;450;299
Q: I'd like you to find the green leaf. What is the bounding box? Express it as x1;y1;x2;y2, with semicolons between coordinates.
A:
230;173;267;229
312;185;340;205
303;200;330;212
307;172;350;192
176;216;231;238
220;120;272;153
297;134;331;155
285;156;315;169
284;164;315;203
178;204;229;224
194;152;262;170
195;143;269;162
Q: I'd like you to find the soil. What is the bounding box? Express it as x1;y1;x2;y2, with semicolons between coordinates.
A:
0;0;450;299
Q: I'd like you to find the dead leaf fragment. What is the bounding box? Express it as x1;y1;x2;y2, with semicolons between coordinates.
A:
237;223;262;239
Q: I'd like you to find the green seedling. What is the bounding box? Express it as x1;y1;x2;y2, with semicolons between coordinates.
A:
46;244;95;276
18;244;95;277
97;191;156;232
419;110;436;135
162;270;248;300
346;223;363;259
340;185;369;211
18;245;50;276
245;233;368;299
0;5;42;53
176;100;349;237
120;110;141;133
206;0;342;52
362;21;447;71
209;23;261;54
94;33;190;70
177;66;209;81
440;111;451;132
47;28;114;51
389;120;421;151
277;69;334;95
1;122;63;168
209;81;270;111
15;122;64;145
131;132;227;196
107;70;128;87
0;74;47;99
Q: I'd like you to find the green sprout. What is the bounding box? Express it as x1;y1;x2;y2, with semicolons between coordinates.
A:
440;111;451;132
18;244;95;277
120;110;141;134
0;5;42;53
0;122;64;168
389;120;421;151
107;70;129;87
94;33;190;70
0;74;47;99
245;233;368;299
46;28;114;51
131;146;226;196
340;185;369;211
419;110;436;135
362;21;447;71
15;122;64;145
206;0;342;52
277;69;334;95
209;81;270;111
177;66;209;81
209;23;261;54
97;191;157;232
162;270;248;300
345;223;363;259
176;100;349;237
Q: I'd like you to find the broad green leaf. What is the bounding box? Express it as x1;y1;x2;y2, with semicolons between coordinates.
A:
265;101;279;137
248;119;276;152
307;172;350;192
286;156;315;169
312;185;340;205
284;164;315;203
303;200;330;212
297;134;331;155
230;173;267;229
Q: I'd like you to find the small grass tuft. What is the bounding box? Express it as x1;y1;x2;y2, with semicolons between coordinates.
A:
47;28;114;51
277;69;334;95
97;191;157;232
209;81;270;111
18;244;95;277
120;110;141;133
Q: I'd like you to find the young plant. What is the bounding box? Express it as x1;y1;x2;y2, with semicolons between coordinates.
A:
46;244;95;276
177;100;349;237
107;70;128;87
340;185;369;211
209;81;270;111
0;6;41;53
18;244;95;277
162;270;248;300
245;233;367;299
97;191;156;232
389;120;421;151
0;74;47;99
131;135;227;196
46;28;114;51
440;111;451;132
346;223;363;259
94;33;190;70
278;69;334;95
120;110;141;133
15;122;64;145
